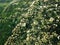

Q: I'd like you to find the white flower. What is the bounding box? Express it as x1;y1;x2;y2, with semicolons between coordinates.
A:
55;4;58;7
57;35;60;40
57;16;60;19
33;21;36;24
26;37;29;41
22;23;26;27
43;6;46;8
56;20;59;22
53;24;58;27
33;20;38;25
40;6;43;8
27;30;30;33
49;9;53;11
49;17;54;22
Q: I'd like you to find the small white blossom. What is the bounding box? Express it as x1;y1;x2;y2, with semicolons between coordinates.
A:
49;17;54;22
22;23;26;27
55;4;58;7
33;21;36;24
40;6;43;8
57;35;60;40
26;37;29;41
56;20;59;22
49;9;53;11
43;6;46;8
27;30;30;33
53;24;58;27
33;20;38;25
57;16;60;19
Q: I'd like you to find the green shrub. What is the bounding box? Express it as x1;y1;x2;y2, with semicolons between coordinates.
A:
1;0;60;45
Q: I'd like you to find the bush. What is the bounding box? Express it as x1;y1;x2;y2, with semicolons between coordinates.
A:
1;0;60;45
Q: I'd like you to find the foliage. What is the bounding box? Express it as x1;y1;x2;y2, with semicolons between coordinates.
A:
0;0;60;45
0;1;12;45
0;0;12;2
